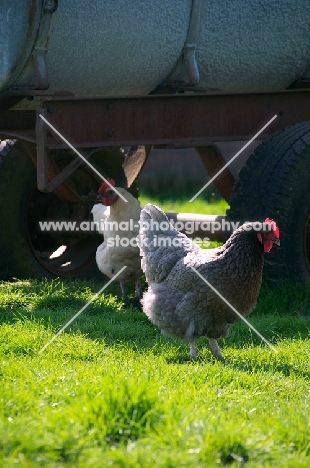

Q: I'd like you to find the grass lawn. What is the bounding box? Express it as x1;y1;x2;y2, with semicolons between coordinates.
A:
1;277;310;467
138;195;229;216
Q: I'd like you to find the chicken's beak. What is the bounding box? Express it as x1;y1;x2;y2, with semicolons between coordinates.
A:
272;238;280;246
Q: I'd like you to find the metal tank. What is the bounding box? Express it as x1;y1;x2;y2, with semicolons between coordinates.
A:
2;0;310;101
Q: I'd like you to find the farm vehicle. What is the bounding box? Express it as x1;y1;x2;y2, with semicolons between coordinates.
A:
1;0;310;287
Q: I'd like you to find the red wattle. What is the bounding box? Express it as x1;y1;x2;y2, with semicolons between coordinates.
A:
101;198;114;206
264;241;273;253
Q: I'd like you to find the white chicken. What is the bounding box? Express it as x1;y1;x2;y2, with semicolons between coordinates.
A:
91;178;142;299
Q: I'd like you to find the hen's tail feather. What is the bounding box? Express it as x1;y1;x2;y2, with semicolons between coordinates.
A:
139;204;188;254
140;204;177;235
139;204;200;282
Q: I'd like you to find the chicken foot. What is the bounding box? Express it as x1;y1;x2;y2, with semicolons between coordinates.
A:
208;338;224;360
189;339;224;360
120;279;142;300
189;342;198;359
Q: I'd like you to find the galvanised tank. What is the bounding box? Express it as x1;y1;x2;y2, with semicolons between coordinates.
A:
1;0;310;101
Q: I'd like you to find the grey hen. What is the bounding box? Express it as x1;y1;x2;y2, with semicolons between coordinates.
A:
139;204;280;359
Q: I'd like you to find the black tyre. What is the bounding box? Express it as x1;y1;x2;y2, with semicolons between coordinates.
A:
0;140;124;280
227;121;310;287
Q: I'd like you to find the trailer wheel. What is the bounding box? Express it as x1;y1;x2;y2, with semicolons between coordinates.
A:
0;140;124;280
227;121;310;287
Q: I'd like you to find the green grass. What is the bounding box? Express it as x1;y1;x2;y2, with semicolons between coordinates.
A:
139;194;228;216
1;278;310;467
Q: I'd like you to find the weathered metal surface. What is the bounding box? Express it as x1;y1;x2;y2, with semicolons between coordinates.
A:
0;0;42;92
2;1;310;103
36;90;310;147
167;0;310;92
31;0;58;90
172;0;203;86
195;146;235;203
23;140;81;202
3;0;191;98
36;111;86;195
1;91;310;146
35;109;95;197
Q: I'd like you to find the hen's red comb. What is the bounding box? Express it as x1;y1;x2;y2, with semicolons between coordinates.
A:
98;178;115;194
264;218;280;238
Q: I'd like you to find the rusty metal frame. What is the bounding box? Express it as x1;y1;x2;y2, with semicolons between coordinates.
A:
22;140;82;202
0;89;310;195
0;90;309;147
39;89;310;147
35;108;96;193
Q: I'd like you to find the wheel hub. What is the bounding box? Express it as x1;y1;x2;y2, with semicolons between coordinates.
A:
26;185;101;277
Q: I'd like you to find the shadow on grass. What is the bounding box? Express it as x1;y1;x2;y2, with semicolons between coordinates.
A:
0;278;158;352
165;347;310;380
1;279;309;375
225;359;310;380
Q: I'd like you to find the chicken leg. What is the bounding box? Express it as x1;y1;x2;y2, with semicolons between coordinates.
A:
189;342;198;359
208;338;224;360
120;281;127;299
120;279;142;301
135;278;142;299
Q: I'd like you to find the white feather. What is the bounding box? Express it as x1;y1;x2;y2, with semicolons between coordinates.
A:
91;203;109;234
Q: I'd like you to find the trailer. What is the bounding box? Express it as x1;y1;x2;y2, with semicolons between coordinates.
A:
1;0;310;286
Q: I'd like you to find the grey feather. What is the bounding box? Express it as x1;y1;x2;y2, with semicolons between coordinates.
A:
139;204;278;359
